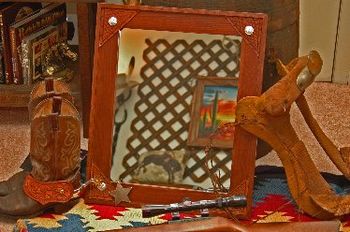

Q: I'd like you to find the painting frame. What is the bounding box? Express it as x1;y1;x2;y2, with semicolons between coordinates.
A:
188;76;239;149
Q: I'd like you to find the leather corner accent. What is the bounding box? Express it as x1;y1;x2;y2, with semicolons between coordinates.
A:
230;179;249;195
88;163;114;201
98;7;138;47
226;16;265;57
23;175;74;205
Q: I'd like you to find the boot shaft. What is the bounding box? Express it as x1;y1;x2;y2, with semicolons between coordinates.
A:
29;78;73;119
30;97;80;182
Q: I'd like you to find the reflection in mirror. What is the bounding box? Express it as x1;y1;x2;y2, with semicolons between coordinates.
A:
111;29;242;191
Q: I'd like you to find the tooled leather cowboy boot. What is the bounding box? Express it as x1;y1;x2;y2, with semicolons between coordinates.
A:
0;97;81;217
0;78;75;197
0;172;28;196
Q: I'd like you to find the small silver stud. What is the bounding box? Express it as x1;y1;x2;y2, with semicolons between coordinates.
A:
244;25;254;36
60;189;65;194
108;16;118;26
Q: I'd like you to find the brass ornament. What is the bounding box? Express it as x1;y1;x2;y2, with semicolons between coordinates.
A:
42;42;78;82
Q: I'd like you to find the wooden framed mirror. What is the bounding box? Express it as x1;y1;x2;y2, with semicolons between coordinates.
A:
86;3;267;219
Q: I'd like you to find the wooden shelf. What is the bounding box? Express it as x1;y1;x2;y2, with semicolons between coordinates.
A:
0;84;32;108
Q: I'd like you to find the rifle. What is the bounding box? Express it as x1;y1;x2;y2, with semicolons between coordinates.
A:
142;195;247;218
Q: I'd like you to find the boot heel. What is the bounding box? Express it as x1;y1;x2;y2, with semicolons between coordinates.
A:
53;199;80;214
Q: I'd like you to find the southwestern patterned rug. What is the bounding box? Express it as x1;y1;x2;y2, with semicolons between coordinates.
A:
13;166;350;232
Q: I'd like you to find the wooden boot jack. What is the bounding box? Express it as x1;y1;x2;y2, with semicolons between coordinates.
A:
236;51;350;219
275;58;350;180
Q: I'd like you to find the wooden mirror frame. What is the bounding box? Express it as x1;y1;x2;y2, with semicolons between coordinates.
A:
86;3;267;219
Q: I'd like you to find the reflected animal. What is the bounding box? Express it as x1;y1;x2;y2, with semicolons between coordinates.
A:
139;152;182;183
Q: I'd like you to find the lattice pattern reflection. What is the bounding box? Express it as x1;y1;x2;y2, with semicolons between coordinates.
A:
121;38;241;183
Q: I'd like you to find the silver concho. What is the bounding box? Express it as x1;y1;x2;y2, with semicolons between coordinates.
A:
296;66;315;91
244;25;254;36
108;16;118;26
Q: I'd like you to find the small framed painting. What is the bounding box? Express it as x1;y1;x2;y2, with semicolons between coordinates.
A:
188;76;239;148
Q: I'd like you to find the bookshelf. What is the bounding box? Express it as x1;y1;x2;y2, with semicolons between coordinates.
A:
0;46;81;107
0;1;99;137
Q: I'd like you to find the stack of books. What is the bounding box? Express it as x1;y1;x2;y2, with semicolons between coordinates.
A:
0;3;67;86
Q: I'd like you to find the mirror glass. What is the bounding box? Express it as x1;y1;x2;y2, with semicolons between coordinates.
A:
111;28;242;190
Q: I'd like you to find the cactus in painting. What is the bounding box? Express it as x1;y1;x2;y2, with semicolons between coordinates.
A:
201;109;208;130
211;91;219;129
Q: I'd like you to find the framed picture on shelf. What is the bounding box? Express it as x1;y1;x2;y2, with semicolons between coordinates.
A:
188;76;238;149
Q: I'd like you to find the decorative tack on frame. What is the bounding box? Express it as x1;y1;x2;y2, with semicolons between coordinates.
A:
98;8;138;47
244;26;254;36
89;163;115;201
226;16;263;56
108;16;118;26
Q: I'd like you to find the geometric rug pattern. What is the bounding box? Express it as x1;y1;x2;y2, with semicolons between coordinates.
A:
14;166;350;231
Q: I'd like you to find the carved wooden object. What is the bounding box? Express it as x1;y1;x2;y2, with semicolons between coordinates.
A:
235;51;350;219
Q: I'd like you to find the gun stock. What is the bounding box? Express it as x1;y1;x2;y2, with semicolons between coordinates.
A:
117;217;340;232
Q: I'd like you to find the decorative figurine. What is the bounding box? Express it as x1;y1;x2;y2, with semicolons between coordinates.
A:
42;42;78;82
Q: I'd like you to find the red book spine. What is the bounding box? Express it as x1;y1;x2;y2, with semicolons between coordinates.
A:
2;3;42;84
10;28;21;84
0;13;6;84
1;14;13;84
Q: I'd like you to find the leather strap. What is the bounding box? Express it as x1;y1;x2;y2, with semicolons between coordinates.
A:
52;96;62;115
23;172;80;205
45;78;54;93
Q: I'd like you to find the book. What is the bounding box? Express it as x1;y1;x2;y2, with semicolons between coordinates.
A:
9;3;66;85
21;26;56;85
0;3;12;84
21;22;67;84
0;2;41;84
31;28;59;82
